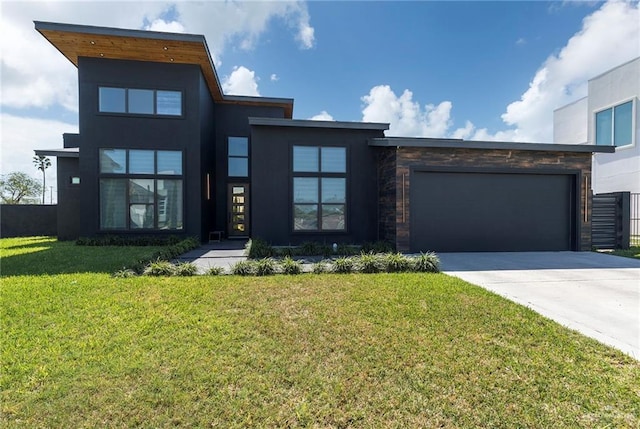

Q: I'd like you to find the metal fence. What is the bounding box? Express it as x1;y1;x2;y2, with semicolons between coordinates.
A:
632;193;639;247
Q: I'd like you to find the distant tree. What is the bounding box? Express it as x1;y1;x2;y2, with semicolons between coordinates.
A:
33;155;52;204
0;172;43;204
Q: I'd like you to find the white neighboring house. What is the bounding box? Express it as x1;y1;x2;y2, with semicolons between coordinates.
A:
554;57;639;194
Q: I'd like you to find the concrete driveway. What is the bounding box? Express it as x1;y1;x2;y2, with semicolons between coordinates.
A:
439;252;640;359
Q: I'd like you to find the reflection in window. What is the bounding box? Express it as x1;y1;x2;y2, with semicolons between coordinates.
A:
228;137;249;177
157;151;182;175
157;90;182;116
99;148;183;230
129;150;154;174
98;87;182;116
128;89;154;114
99;87;126;113
100;149;126;174
100;179;127;229
596;100;634;148
292;146;346;231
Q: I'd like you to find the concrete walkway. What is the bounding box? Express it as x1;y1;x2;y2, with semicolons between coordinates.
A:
439;251;640;359
176;240;248;273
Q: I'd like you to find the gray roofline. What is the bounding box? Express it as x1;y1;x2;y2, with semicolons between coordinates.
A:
249;117;389;130
224;94;294;106
34;21;205;43
553;95;588;113
588;56;640;82
369;137;615;153
34;148;79;158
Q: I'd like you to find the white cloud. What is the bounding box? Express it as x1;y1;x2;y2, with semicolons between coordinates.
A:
270;74;279;82
361;85;453;137
222;66;260;96
144;19;186;33
498;0;640;142
309;111;335;121
361;0;639;143
516;37;526;46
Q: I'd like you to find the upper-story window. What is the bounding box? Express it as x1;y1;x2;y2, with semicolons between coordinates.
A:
99;87;182;116
228;137;249;177
595;100;634;148
292;146;346;232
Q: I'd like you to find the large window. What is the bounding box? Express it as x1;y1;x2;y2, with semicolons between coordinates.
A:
292;146;346;231
228;137;249;177
595;100;634;147
99;149;183;230
99;87;182;116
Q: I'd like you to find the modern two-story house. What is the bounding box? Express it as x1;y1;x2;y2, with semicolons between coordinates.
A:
35;21;613;252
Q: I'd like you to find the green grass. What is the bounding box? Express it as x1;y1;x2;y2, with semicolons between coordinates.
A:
2;238;639;427
0;236;166;276
609;246;640;260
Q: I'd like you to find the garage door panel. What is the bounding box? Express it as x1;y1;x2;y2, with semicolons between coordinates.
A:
411;172;574;252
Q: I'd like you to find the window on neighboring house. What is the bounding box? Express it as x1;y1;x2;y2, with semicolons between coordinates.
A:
292;146;346;231
228;137;249;177
99;149;183;230
98;87;183;116
595;100;634;147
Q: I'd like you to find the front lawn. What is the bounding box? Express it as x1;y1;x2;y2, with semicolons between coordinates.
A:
2;238;639;427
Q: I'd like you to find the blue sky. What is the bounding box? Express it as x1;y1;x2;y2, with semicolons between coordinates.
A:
1;1;639;202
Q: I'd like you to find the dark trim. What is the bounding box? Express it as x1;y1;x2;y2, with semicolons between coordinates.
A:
35;20;204;43
370;137;616;153
35;148;79;158
250;117;389;131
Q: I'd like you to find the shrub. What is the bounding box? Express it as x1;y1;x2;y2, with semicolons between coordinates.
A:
280;256;303;275
231;260;256;276
311;260;329;274
247;238;274;258
384;253;412;273
112;268;137;278
174;262;198;276
77;235;184;247
411;252;440;273
332;256;354;274
205;266;225;276
255;258;277;276
356;253;385;273
143;260;176;276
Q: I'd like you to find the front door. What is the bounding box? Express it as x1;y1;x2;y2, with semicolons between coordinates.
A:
228;184;249;237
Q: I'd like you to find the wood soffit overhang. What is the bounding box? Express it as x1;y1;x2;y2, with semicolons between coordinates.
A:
35;21;293;118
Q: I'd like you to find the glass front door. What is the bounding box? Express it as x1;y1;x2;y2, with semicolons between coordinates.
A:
228;184;249;237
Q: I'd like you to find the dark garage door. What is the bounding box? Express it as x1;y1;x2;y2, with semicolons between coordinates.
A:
411;171;575;252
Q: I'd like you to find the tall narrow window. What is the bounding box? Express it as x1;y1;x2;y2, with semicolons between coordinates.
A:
292;146;346;231
228;137;249;177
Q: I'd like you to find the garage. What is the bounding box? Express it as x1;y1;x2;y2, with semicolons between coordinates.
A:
410;171;577;252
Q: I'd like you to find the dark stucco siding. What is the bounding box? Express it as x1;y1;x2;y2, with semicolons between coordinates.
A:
250;125;385;245
199;72;216;241
212;104;285;236
56;157;81;240
76;57;203;239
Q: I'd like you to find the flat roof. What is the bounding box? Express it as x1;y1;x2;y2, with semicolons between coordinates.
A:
34;21;294;118
370;137;615;153
34;147;80;158
249;117;390;131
